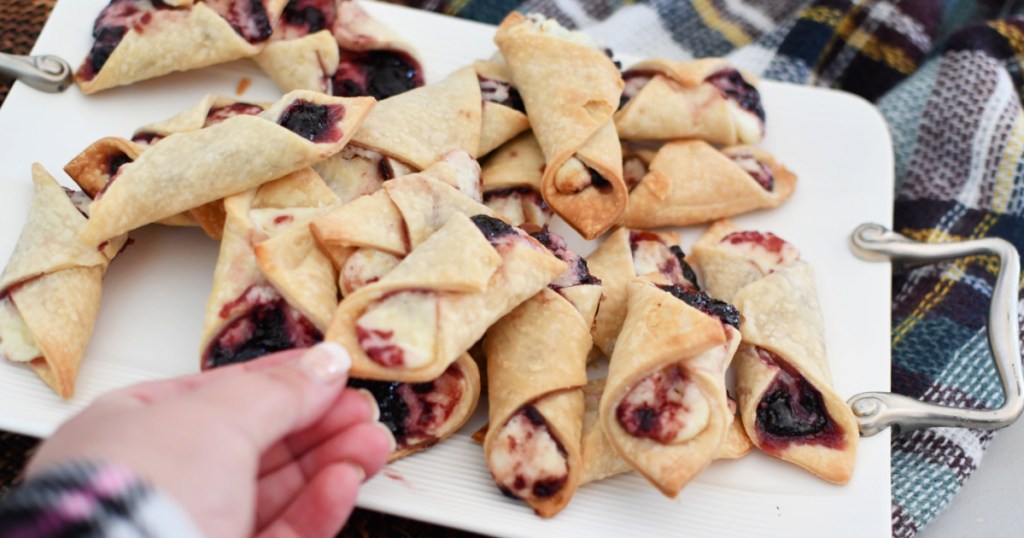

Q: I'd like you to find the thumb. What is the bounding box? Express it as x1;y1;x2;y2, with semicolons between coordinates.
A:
182;342;352;452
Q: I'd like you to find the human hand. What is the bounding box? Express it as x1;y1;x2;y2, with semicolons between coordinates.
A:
28;343;394;538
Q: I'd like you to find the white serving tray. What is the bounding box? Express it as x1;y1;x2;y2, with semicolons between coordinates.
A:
0;1;893;536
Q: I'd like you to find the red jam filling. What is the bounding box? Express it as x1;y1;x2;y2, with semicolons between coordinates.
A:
203;285;322;370
754;347;844;453
628;231;699;289
279;0;336;37
204;102;265;127
494;406;569;500
277;100;346;143
615;366;697;444
722;230;789;254
332;50;424;101
348;362;465;448
206;0;274;44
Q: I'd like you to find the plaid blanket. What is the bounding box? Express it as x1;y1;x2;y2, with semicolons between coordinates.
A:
400;0;1024;536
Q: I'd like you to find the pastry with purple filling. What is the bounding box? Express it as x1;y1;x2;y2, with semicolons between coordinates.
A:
76;0;288;94
313;67;480;203
480;132;552;227
310;151;490;296
689;220;858;483
200;169;339;370
597;279;741;497
64;137;196;229
350;353;480;461
621;140;796;229
615;58;765;145
325;212;565;383
474;59;530;156
482;228;600;517
253;0;425;99
586;227;699;358
78;90;374;246
0;165;125;398
580;376;751;486
495;13;627;240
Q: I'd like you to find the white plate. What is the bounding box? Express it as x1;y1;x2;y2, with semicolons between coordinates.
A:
0;1;893;536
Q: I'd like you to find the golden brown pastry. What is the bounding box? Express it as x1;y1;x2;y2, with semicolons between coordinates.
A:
586;228;699;358
324;212;565;383
688;220;859;483
76;0;288;94
482;228;601;517
621;140;796;229
253;0;425;99
78;90;374;246
597;279;741;497
0;165;125;398
480;131;551;227
310;151;489;296
349;353;481;462
495;13;627;239
615;58;765;145
199;168;339;369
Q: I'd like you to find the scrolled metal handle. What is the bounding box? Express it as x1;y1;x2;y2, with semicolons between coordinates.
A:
0;52;73;93
848;223;1023;436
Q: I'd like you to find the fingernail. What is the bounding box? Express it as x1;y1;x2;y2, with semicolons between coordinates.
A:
353;388;381;423
299;342;351;384
344;462;366;483
374;422;398;453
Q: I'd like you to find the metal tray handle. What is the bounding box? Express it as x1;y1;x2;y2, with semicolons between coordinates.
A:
0;52;73;93
847;223;1023;436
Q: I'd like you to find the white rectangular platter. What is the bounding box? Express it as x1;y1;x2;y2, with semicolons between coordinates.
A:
0;1;893;536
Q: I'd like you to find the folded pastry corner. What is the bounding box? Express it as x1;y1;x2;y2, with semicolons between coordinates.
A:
0;165;121;398
622;140;796;229
76;0;288;94
325;212;565;383
688;221;858;483
482;227;600;517
254;0;426;98
79;91;373;246
481;131;552;227
475;59;531;156
349;353;481;461
616;58;765;145
597;279;741;497
495;12;627;239
199;169;339;370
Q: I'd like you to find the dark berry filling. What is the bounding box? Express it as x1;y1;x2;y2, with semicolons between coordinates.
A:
332;50;424;101
629;231;698;288
80;0;175;81
529;226;600;290
754;348;844;452
705;69;765;123
471;214;517;243
348;362;465;448
658;285;740;328
210;0;274;44
589;167;611;190
280;0;336;36
492;405;570;500
615;366;702;444
277;100;346;143
96;151;133;199
727;152;774;191
130;132;163;145
203;285;322;370
204;102;265;127
478;76;526;114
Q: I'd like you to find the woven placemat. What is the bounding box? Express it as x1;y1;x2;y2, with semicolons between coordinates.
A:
0;1;483;535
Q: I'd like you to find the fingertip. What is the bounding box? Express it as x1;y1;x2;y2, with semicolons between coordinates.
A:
298;342;351;384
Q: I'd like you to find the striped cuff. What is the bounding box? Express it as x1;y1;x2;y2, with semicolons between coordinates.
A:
0;460;202;538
